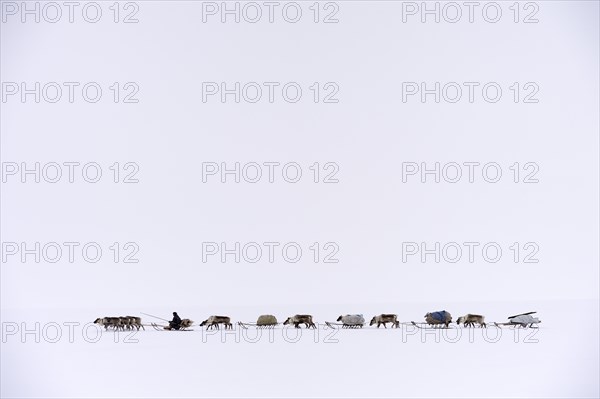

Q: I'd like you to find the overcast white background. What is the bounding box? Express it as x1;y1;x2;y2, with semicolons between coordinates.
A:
1;1;599;398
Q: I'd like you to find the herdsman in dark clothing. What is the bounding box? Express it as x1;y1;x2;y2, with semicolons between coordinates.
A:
169;312;182;330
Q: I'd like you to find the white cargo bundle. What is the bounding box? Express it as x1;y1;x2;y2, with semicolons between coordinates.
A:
507;312;541;328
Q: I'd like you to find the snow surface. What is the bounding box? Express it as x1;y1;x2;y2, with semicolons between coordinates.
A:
2;300;598;398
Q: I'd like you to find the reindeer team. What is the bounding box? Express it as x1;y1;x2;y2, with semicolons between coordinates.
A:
94;316;144;331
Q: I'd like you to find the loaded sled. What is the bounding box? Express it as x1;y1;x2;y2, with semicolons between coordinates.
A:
238;314;279;329
493;312;541;328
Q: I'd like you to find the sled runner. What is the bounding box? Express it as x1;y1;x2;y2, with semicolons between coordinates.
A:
410;321;455;329
324;322;366;329
237;321;280;329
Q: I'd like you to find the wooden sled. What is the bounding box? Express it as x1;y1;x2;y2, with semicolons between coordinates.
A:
325;321;364;329
496;311;541;328
151;319;194;331
237;321;279;329
410;321;455;329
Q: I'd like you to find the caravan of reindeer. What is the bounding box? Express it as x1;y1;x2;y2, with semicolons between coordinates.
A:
93;311;541;332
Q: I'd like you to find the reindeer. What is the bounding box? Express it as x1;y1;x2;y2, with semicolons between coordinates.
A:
119;316;133;330
126;316;145;330
94;317;123;331
283;315;316;329
200;316;233;330
369;314;399;328
457;314;486;328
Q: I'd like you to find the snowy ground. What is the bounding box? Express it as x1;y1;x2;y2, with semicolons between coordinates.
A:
1;300;598;398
